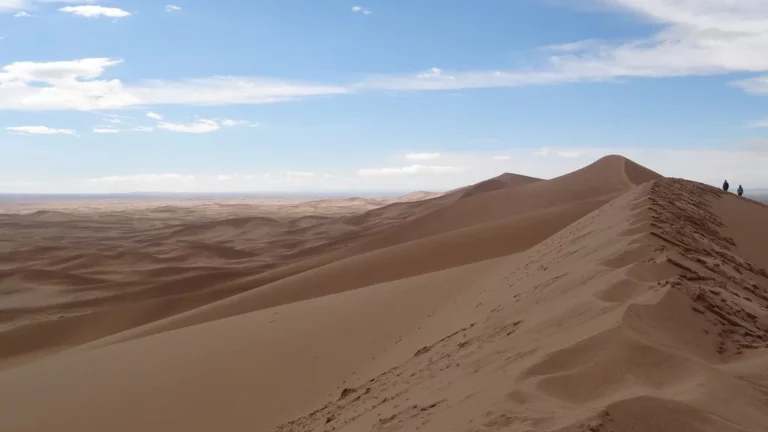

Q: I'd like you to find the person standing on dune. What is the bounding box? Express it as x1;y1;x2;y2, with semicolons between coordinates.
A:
723;180;729;192
738;185;744;196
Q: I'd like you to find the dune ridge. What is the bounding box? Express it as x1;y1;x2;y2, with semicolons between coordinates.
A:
1;156;767;431
270;178;768;432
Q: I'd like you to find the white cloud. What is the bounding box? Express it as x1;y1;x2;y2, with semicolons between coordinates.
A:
351;5;371;15
492;155;511;161
557;151;582;158
132;126;153;132
1;57;119;82
0;58;349;111
146;111;163;120
6;125;76;135
59;5;131;18
406;152;441;160
157;119;220;133
165;4;181;12
14;11;31;17
105;118;122;124
0;58;140;110
532;147;550;157
358;165;464;176
1;0;98;14
93;127;119;133
221;119;258;127
0;0;24;11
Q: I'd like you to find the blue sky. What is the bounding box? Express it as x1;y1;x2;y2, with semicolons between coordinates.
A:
2;0;768;193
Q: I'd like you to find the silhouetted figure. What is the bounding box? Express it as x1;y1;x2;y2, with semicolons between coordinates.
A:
723;180;729;192
738;185;744;196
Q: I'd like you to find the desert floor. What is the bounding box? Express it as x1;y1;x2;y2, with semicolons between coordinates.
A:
1;155;767;432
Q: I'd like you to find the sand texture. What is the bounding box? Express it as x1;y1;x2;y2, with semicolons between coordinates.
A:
1;155;767;432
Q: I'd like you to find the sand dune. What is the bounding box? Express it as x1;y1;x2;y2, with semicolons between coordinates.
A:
1;156;767;431
460;172;542;198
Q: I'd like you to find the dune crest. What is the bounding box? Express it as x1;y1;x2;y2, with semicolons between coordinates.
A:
1;157;767;431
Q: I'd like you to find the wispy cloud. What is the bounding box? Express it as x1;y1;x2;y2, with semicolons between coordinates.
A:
0;58;349;111
416;68;455;80
93;127;119;133
221;119;259;127
157;119;220;133
541;39;606;53
358;165;463;176
165;4;181;12
134;76;349;106
59;5;131;18
6;125;76;135
146;112;163;120
734;77;768;95
132;126;153;132
351;5;371;15
355;2;768;95
14;11;32;17
95;111;132;120
532;147;550;157
492;155;511;161
406;152;441;160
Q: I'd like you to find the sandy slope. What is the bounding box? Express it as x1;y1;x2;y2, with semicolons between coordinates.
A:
75;157;652;346
1;156;768;431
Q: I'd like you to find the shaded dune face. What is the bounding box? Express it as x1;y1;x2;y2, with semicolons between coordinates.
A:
3;156;768;432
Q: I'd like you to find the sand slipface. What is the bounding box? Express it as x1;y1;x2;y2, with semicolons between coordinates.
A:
1;155;768;431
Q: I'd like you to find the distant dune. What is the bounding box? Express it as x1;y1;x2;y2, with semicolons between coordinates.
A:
1;155;767;432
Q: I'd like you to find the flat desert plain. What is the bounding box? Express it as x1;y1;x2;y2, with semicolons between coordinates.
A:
1;155;767;432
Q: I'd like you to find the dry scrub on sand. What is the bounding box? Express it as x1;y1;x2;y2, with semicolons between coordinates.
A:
1;156;767;432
